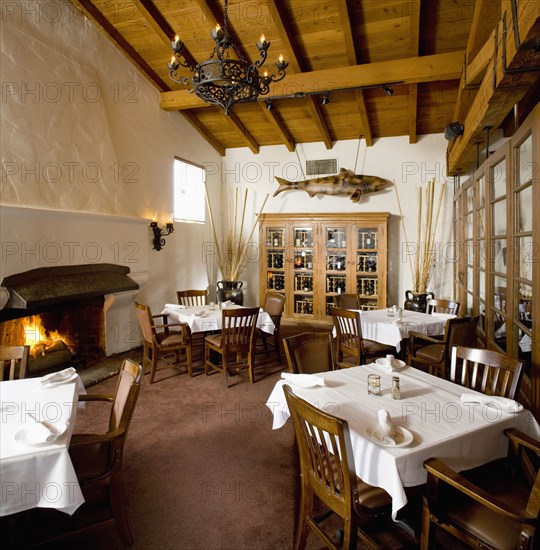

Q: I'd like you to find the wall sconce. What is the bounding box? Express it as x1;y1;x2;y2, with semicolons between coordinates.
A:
150;217;174;251
321;94;330;105
382;84;394;96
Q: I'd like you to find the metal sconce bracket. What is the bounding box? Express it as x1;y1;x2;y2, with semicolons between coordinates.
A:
150;221;174;251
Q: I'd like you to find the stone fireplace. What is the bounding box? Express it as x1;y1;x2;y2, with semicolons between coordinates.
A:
0;264;142;376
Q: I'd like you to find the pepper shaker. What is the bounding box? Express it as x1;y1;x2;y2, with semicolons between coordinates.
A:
391;376;401;400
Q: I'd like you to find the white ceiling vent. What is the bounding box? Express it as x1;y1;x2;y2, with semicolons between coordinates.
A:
306;159;338;176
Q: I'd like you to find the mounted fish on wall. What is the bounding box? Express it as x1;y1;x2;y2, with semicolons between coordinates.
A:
273;168;390;203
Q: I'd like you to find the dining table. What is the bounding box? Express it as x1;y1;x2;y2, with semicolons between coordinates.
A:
161;303;275;334
0;374;86;517
266;363;540;519
356;308;451;352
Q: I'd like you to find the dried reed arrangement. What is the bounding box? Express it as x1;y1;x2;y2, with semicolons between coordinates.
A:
205;185;269;281
394;178;446;294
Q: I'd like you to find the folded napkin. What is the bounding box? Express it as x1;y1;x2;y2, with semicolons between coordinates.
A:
40;367;76;388
164;303;185;309
25;415;66;444
281;372;326;388
377;409;396;445
461;393;520;412
221;300;234;308
431;313;457;320
378;355;399;373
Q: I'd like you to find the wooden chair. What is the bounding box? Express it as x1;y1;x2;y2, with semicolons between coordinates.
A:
426;298;460;315
257;291;286;360
335;293;360;310
0;345;30;380
408;316;479;378
67;359;143;547
283;384;392;549
421;428;540;550
204;307;259;387
449;345;523;399
283;332;334;374
331;307;394;367
134;301;192;383
176;289;208;306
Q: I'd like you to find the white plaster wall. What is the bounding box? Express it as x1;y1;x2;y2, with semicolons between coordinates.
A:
0;0;222;338
222;136;456;308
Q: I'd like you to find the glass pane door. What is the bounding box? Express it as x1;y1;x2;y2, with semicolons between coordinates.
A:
264;227;285;292
356;227;379;310
292;226;314;316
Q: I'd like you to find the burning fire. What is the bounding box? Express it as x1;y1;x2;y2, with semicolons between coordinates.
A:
22;316;70;357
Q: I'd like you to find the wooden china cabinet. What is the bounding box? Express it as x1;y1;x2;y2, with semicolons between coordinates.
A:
258;213;388;322
453;105;539;416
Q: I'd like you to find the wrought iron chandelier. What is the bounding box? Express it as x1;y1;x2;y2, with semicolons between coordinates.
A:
167;0;288;115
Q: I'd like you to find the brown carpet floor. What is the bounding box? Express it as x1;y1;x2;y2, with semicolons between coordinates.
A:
7;323;461;549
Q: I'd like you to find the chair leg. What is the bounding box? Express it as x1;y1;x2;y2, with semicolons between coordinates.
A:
420;501;432;550
185;346;193;377
149;344;159;384
248;349;255;384
110;477;134;547
294;483;313;550
274;331;281;360
204;343;210;376
222;351;229;387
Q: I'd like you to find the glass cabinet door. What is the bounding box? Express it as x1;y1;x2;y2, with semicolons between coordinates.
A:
264;226;286;293
292;225;315;316
356;227;379;310
324;226;348;316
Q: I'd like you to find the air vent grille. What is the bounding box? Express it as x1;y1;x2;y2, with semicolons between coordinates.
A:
306;159;337;176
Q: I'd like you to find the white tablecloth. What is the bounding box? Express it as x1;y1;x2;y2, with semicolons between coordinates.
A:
161;304;275;334
359;309;448;352
0;377;85;516
266;365;540;518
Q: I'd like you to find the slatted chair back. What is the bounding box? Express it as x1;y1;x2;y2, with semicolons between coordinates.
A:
426;298;460;315
220;307;259;352
450;345;523;399
331;307;363;366
0;345;30;380
176;289;208;307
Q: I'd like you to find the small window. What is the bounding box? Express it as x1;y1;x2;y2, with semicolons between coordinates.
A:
173;158;206;223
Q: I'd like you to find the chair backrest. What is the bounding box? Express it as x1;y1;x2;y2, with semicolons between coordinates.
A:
331;307;363;365
0;345;30;380
109;358;143;433
283;332;334;374
283;384;356;519
450;346;523;399
335;293;360;310
177;289;208;306
220;307;259;352
134;301;155;344
263;291;286;317
427;298;460;315
443;315;479;354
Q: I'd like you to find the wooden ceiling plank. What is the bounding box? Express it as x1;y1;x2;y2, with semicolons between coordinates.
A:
466;0;500;60
337;0;373;146
227;111;260;154
72;0;170;91
409;84;418;144
160;51;464;111
447;5;540;175
259;104;295;152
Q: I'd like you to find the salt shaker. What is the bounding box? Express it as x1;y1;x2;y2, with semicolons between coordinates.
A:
391;376;401;400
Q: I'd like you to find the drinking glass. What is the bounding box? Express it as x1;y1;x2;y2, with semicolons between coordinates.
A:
367;374;381;396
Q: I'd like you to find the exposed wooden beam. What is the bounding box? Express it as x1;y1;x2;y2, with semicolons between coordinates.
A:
160;52;464;111
467;0;500;60
447;4;540;175
270;0;332;149
72;0;170;91
227;112;260;154
181;111;226;156
408;85;418;144
337;0;373;146
259;104;295;152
